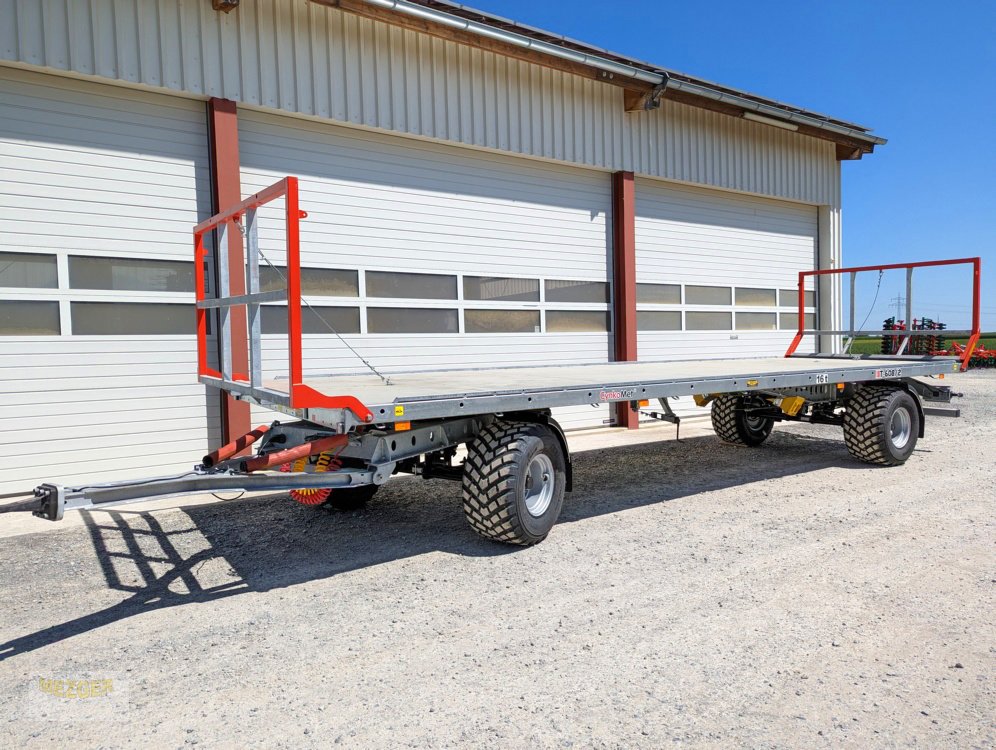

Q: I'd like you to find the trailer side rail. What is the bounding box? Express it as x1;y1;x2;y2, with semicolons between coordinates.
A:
784;257;982;370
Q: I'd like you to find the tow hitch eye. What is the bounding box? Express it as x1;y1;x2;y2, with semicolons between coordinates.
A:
33;483;65;521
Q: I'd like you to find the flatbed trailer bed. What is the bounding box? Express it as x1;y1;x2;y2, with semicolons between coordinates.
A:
258;355;961;429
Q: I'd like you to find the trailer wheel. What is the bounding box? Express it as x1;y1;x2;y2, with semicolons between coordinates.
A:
711;395;774;446
462;421;567;546
325;484;379;511
843;385;920;466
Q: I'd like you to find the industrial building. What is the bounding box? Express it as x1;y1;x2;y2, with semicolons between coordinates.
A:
0;0;885;496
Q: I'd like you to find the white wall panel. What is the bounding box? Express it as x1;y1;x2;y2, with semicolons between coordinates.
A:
239;110;612;278
635;178;818;287
0;339;221;493
0;67;211;259
0;67;218;496
818;167;844;351
0;0;838;205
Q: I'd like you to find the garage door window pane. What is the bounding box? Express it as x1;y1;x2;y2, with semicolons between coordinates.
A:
779;289;815;307
637;311;682;331
0;253;58;289
780;312;816;330
69;256;193;292
0;300;60;334
736;288;777;306
260;267;283;293
465;309;540;333
636;283;681;304
71;302;191;334
367;271;456;300
685;285;731;305
464;276;540;302
260;267;358;297
545;279;609;304
736;312;778;330
367;307;458;333
686;311;732;330
546;310;610;332
261;306;360;334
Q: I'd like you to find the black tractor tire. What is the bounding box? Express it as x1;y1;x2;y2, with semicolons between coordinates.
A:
843;385;920;466
711;395;774;446
325;484;379;511
462;421;567;546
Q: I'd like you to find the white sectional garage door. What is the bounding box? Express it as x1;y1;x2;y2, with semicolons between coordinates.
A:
634;178;818;419
635;178;818;357
0;67;218;496
237;110;615;430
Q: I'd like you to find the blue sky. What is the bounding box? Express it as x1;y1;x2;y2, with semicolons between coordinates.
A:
470;0;996;332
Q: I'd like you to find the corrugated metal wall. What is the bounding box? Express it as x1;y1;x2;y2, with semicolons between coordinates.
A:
0;0;838;207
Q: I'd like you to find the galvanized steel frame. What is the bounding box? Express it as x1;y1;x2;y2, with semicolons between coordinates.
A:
244;359;961;432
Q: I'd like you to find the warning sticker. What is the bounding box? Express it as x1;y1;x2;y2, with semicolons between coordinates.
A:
394;405;405;417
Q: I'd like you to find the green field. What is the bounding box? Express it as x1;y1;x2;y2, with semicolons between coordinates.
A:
847;334;996;355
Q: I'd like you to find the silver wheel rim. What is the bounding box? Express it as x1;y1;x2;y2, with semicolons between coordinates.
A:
745;414;766;431
523;453;555;517
890;407;912;449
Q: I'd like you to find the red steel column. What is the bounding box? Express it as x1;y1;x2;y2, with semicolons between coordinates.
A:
207;98;251;442
612;171;639;429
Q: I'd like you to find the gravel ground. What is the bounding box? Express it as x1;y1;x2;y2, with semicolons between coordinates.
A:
1;372;993;748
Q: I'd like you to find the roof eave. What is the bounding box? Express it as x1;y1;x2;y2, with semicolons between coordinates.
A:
311;0;886;159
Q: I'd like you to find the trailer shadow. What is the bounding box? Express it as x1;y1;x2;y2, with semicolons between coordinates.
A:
1;428;874;660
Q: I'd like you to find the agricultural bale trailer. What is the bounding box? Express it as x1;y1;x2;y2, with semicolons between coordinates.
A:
14;178;983;546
